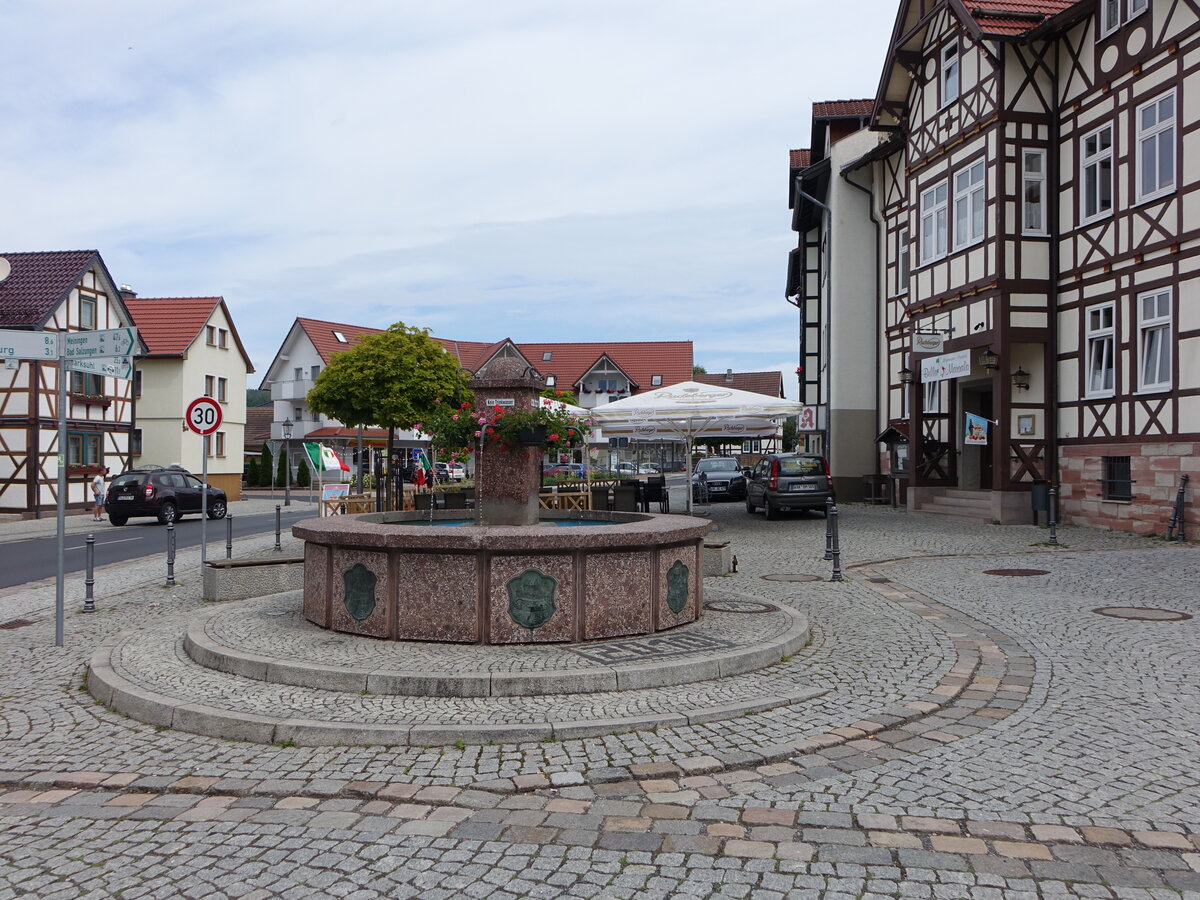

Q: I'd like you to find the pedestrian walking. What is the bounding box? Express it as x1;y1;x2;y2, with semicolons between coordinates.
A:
91;466;109;521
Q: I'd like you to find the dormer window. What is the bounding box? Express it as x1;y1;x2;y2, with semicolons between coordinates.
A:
941;41;960;106
542;351;552;361
333;331;348;343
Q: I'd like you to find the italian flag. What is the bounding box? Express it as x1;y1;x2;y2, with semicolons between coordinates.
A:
413;450;432;488
303;442;350;473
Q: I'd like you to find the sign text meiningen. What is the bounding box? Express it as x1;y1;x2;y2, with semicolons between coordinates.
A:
921;349;972;383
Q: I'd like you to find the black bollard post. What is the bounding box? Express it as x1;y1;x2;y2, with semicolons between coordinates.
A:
823;497;834;560
829;502;844;582
225;514;234;559
274;505;282;552
165;522;176;587
1048;486;1059;546
82;533;96;613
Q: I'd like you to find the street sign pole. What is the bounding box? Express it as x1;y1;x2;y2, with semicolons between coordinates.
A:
201;434;209;574
55;331;67;648
185;397;222;577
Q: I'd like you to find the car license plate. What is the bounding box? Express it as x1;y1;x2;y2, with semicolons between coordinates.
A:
709;485;726;492
118;496;133;501
791;483;817;492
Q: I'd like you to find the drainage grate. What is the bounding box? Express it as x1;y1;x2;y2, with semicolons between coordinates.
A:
0;619;34;630
1093;606;1192;622
761;574;821;583
868;577;891;583
704;599;779;614
983;569;1049;577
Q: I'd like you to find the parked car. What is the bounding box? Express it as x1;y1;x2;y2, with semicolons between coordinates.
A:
638;463;661;474
546;463;587;479
104;466;228;526
434;462;466;482
691;457;747;501
614;462;638;477
745;453;833;519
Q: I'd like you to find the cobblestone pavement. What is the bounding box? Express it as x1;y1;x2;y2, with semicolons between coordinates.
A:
2;503;1198;897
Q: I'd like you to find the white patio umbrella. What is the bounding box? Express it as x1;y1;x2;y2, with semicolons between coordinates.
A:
590;381;809;513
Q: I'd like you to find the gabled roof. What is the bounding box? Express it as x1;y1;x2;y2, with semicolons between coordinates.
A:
123;296;255;372
789;149;811;169
298;317;385;365
961;0;1079;37
0;250;124;329
694;370;786;399
244;406;274;448
812;99;875;119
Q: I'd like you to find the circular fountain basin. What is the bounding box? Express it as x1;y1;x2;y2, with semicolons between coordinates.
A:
293;510;712;645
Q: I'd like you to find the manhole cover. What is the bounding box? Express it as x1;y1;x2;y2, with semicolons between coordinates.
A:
983;569;1050;577
704;599;779;614
761;574;821;583
0;618;34;630
1093;607;1193;622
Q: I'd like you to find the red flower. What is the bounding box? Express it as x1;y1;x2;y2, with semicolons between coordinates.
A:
548;433;559;442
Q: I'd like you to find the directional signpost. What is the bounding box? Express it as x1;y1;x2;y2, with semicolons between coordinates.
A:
186;397;224;573
0;327;143;647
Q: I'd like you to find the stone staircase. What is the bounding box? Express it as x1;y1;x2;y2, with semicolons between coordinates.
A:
914;489;994;524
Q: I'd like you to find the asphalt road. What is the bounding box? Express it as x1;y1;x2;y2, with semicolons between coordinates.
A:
0;508;315;589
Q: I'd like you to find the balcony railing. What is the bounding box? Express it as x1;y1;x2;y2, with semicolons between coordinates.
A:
269;378;315;401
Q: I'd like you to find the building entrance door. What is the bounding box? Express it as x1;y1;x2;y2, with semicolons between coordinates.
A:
959;385;993;490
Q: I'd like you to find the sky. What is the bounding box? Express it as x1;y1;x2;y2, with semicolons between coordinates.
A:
1;2;896;398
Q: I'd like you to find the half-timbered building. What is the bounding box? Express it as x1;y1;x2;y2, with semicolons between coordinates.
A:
0;251;141;517
798;0;1198;533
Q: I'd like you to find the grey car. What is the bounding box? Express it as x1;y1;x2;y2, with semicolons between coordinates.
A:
745;453;833;519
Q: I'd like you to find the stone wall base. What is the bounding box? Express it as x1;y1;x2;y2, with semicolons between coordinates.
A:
1058;441;1198;536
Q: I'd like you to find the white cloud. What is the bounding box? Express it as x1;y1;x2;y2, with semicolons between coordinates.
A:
0;1;895;375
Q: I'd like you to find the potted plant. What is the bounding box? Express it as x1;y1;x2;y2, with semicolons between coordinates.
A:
418;397;591;458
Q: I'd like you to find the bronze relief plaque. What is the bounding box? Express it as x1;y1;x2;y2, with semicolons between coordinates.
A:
507;569;557;629
343;563;377;621
666;559;689;614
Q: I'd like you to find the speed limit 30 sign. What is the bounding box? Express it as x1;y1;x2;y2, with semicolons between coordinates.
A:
186;396;223;436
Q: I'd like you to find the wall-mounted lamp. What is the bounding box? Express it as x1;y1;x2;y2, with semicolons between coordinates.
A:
978;347;999;371
899;365;914;385
1011;367;1030;391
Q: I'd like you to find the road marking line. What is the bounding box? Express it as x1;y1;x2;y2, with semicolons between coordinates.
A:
67;538;142;550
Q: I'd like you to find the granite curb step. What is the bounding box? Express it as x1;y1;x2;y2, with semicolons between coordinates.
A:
86;642;827;747
182;599;812;697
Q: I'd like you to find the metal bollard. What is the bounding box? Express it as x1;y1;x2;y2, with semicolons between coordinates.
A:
1048;487;1059;546
274;505;282;552
823;497;834;560
828;502;844;582
165;522;176;587
225;514;234;559
82;533;96;613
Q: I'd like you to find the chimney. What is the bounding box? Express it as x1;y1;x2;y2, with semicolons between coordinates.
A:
119;284;137;300
725;369;734;383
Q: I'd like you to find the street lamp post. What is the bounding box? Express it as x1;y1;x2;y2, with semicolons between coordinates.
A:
282;418;293;507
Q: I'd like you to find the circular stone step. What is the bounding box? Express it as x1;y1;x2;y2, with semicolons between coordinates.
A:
183;591;809;697
86;590;822;747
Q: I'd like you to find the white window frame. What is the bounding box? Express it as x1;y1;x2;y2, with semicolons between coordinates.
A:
1137;289;1171;392
897;227;910;294
1085;302;1116;398
204;374;216;398
79;294;97;330
218;328;228;349
1080;123;1114;224
953;161;985;250
217;376;228;403
1022;149;1047;235
923;380;940;414
919;182;949;264
1129;0;1148;18
206;325;216;346
1099;0;1121;37
941;41;960;106
1136;90;1175;203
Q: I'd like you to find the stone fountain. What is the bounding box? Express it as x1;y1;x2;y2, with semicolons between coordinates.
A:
294;359;711;645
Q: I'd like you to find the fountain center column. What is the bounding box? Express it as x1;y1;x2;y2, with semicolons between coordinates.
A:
470;359;543;526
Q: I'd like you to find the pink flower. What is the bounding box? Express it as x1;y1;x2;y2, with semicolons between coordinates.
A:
474;430;482;437
451;414;459;421
478;417;486;424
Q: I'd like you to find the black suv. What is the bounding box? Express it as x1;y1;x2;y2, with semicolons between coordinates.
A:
104;466;228;526
745;453;833;519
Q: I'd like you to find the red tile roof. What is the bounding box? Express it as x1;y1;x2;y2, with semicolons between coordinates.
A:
243;406;274;449
694;370;785;399
303;426;390;442
124;296;219;355
283;318;693;398
296;317;385;365
125;296;255;372
963;0;1077;36
790;149;812;169
812;99;874;119
0;250;101;327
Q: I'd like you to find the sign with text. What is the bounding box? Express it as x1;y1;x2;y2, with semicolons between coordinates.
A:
61;327;138;359
921;349;971;383
70;356;134;381
485;398;515;407
0;329;57;361
912;331;945;354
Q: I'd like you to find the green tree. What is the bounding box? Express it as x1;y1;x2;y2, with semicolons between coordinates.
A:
782;415;799;453
692;365;707;376
540;387;579;405
259;443;273;487
277;449;289;488
305;322;471;462
244;456;259;487
296;454;311;488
